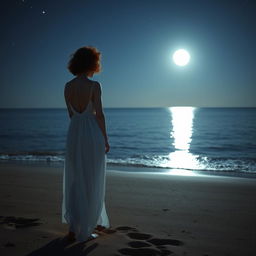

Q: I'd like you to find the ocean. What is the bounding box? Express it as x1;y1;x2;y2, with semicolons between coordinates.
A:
0;107;255;176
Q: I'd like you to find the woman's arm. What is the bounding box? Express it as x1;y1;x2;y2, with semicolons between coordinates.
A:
93;82;110;153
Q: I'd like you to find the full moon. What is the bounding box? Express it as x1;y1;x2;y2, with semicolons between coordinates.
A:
173;49;190;66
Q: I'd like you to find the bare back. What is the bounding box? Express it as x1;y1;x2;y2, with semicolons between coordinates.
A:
64;76;104;119
65;76;95;113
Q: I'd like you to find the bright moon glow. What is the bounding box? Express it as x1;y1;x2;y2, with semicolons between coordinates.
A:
158;107;205;175
173;49;190;66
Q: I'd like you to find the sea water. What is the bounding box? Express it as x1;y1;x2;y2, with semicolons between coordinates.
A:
0;107;255;175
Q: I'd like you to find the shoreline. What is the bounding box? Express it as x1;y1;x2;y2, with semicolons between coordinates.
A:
1;160;256;179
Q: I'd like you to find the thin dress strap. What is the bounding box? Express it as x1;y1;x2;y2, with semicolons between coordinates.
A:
68;102;76;114
89;84;94;102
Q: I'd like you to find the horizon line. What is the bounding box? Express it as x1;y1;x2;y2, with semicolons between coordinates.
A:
0;106;256;109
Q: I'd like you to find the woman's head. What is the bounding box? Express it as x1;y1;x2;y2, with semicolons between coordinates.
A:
68;46;101;76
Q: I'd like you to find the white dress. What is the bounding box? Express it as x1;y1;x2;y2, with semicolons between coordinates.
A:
61;89;110;242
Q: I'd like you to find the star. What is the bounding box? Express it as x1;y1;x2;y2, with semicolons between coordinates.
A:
42;10;46;14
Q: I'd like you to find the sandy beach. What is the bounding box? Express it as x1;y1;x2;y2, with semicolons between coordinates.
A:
0;162;256;256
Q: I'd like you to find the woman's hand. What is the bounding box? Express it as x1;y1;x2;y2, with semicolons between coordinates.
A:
105;141;110;153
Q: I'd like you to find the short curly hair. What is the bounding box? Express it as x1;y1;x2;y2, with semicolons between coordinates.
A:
67;46;101;76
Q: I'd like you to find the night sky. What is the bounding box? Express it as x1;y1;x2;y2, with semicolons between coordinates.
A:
1;0;256;108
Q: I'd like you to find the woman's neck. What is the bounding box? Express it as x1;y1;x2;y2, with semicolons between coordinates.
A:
77;72;93;78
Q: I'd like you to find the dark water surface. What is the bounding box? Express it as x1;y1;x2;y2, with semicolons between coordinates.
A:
0;107;255;175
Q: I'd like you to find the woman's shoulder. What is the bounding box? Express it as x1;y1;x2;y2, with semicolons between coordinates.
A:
92;80;102;94
86;78;100;86
64;78;101;93
65;77;100;84
64;77;82;91
64;82;72;95
65;76;77;86
92;80;101;88
85;79;101;91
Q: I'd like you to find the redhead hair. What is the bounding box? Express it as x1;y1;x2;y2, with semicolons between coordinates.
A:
68;46;101;76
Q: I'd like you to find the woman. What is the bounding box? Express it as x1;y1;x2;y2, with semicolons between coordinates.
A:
62;46;110;242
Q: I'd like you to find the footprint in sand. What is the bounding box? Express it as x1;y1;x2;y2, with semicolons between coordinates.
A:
116;226;138;232
3;242;16;247
101;228;117;234
128;241;152;248
148;238;183;246
127;232;152;240
118;247;164;256
115;226;184;256
0;215;41;229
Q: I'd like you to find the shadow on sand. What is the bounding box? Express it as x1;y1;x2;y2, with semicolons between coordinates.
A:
25;225;184;256
25;237;98;256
